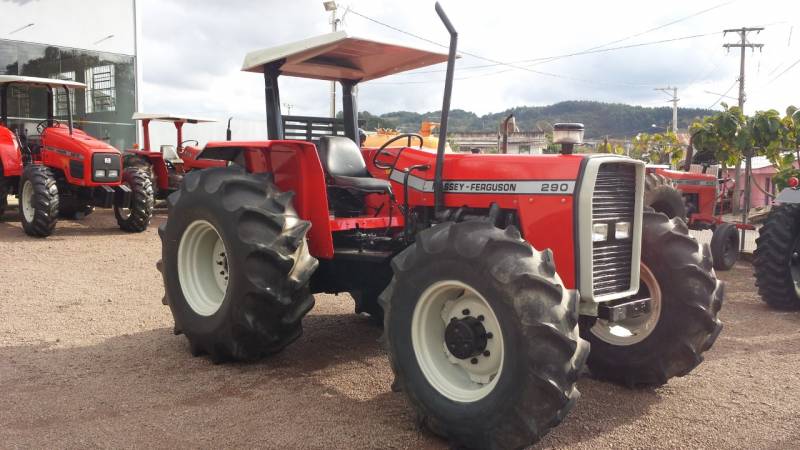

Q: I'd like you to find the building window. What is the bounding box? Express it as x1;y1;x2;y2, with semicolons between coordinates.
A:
52;71;76;117
519;144;531;154
85;65;116;113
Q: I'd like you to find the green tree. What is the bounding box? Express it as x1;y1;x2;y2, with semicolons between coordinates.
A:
630;131;683;166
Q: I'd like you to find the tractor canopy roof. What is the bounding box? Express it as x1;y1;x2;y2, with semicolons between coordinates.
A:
132;112;216;124
241;30;449;82
0;75;86;89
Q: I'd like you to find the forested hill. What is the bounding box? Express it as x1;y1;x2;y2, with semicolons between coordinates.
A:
358;101;717;139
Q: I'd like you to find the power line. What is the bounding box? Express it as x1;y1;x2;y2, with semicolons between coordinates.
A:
768;55;800;83
708;80;738;108
350;7;718;89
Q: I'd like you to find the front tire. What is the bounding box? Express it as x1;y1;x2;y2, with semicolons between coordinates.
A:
19;165;59;237
381;221;588;449
753;203;800;309
159;167;318;362
710;222;739;270
115;167;154;232
581;211;723;386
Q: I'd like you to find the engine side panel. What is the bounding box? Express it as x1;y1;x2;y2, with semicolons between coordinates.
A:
386;149;584;288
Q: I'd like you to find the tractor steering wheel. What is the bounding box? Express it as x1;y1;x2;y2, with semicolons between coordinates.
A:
36;119;61;134
372;133;424;170
181;139;199;147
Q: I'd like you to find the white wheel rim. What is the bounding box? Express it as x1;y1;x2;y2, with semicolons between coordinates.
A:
590;263;662;346
21;180;34;223
178;220;228;316
412;280;505;403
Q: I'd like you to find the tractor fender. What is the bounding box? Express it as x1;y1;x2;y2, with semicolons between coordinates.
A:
123;150;170;191
0;127;23;177
776;187;800;204
201;140;334;259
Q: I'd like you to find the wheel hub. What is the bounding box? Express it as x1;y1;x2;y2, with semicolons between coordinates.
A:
445;316;488;359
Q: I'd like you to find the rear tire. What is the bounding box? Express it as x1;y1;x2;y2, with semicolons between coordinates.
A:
644;173;687;220
19;165;59;237
381;221;588;449
159;166;318;362
115;167;154;232
753;203;800;309
581;211;723;386
710;222;739;270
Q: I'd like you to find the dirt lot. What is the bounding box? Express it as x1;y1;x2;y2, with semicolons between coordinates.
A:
1;206;799;449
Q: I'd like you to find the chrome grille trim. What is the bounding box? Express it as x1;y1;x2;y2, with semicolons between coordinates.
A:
576;156;644;303
592;163;636;296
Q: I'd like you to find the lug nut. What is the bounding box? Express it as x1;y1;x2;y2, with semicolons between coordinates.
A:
477;315;484;321
486;332;493;339
462;309;470;316
470;358;478;364
219;271;225;275
483;350;490;357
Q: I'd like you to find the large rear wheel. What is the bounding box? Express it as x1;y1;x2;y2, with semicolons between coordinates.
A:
381;221;588;449
159;167;318;362
19;165;59;237
753;203;800;309
581;211;723;386
644;172;686;221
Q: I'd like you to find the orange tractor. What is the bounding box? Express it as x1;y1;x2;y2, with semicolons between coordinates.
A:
157;4;722;448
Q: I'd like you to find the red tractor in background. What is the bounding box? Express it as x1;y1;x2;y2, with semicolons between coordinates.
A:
157;5;723;448
123;113;226;199
0;76;153;237
645;157;750;270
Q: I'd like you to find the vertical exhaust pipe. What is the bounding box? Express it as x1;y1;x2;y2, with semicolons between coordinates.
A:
434;2;457;215
226;117;233;141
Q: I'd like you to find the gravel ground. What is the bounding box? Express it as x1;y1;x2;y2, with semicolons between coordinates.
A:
1;205;799;449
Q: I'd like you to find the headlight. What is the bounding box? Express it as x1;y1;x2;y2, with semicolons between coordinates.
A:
95;169;106;178
592;223;608;242
615;222;631;240
107;169;119;178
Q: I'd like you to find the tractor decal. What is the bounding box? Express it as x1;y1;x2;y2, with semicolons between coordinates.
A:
389;170;576;194
45;145;85;160
670;179;716;187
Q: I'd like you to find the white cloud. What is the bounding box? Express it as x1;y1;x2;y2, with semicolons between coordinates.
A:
139;0;800;122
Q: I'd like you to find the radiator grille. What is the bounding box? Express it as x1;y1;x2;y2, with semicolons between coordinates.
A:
592;163;636;297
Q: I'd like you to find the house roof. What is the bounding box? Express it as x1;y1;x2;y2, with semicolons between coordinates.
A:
241;31;450;82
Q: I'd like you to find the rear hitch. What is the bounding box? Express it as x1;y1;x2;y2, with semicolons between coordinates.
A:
597;297;651;322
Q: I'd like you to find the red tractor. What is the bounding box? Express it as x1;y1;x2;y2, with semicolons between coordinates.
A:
0;75;154;237
123;113;226;199
754;177;800;309
157;5;723;448
645;161;750;270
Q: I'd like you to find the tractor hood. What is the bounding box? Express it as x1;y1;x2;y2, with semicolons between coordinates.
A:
44;126;120;155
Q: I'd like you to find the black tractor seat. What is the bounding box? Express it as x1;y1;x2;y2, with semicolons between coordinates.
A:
317;136;393;196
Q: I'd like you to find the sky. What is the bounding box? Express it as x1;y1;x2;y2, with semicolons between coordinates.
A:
139;0;800;123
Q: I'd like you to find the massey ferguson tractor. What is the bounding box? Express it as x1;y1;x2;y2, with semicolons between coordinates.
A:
645;161;746;271
157;5;723;448
754;176;800;309
123;113;226;199
0;75;153;237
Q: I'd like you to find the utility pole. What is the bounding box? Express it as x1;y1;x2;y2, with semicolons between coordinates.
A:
654;86;679;134
723;26;763;247
324;1;340;118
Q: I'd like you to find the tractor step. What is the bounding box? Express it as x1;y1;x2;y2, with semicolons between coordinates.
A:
597;297;651;322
